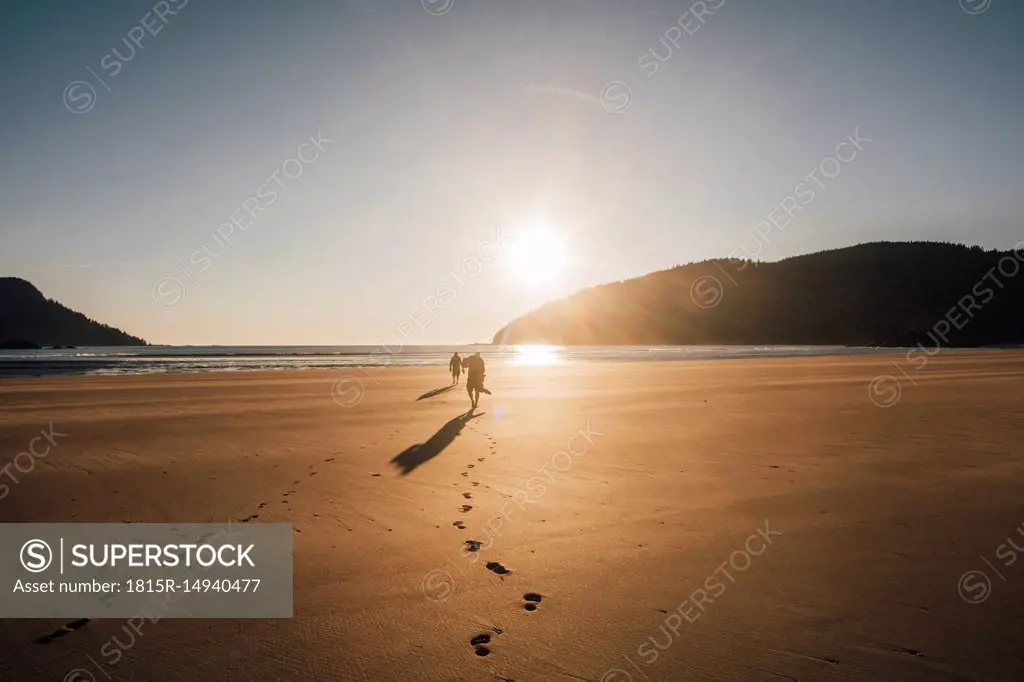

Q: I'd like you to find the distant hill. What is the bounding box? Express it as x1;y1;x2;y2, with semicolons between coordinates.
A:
493;242;1024;346
0;277;146;347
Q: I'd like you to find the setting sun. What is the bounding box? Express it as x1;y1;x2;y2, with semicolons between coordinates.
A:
505;224;568;286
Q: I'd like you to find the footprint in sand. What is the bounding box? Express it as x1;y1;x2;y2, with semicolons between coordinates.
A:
460;472;469;478
452;521;466;530
464;540;481;552
477;458;485;462
239;514;259;523
467;464;475;469
35;618;91;645
470;633;492;656
523;593;543;612
472;481;479;486
460;505;473;513
324;457;335;462
462;492;472;499
257;502;269;509
485;562;511;575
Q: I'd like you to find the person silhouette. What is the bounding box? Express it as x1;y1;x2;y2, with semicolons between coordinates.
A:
462;351;490;409
449;352;462;384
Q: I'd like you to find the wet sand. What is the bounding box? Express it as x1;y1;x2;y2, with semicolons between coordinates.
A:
2;351;1024;681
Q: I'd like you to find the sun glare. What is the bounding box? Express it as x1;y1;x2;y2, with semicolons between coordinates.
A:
513;344;562;366
505;224;567;286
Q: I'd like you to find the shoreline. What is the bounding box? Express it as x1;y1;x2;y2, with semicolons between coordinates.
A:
3;345;1014;380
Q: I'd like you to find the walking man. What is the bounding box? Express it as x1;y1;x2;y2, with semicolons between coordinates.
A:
462;351;490;409
449;352;462;384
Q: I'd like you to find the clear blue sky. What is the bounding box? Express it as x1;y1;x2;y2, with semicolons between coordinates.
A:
1;0;1021;345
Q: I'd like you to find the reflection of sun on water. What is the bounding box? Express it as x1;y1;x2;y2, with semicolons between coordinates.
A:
513;345;562;366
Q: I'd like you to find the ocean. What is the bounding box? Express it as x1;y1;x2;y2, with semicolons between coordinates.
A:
0;345;893;378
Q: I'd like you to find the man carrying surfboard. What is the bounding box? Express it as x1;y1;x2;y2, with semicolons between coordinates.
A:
462;351;491;409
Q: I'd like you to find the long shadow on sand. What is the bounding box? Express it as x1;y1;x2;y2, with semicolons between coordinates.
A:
390;410;483;475
417;385;457;401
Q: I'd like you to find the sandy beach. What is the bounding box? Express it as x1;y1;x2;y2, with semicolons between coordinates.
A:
2;351;1024;681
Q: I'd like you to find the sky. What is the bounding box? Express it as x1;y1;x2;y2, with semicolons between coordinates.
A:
0;0;1021;345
